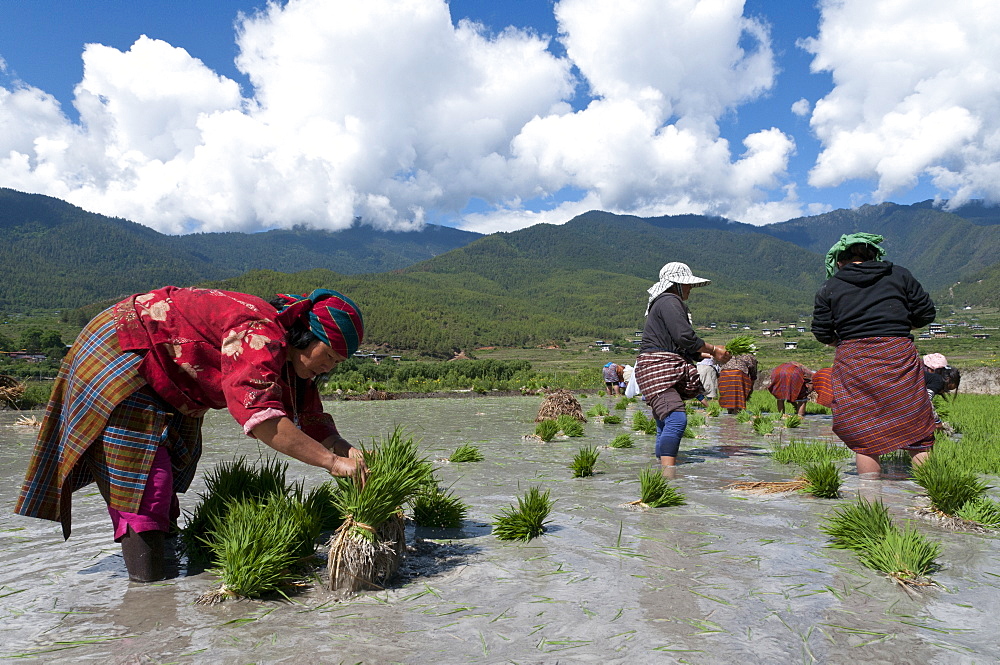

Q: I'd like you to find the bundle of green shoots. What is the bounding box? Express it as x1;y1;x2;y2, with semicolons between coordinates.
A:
493;487;553;541
410;480;468;528
185;457;338;603
635;467;686;508
821;497;940;586
327;426;433;594
725;335;758;355
449;443;484;463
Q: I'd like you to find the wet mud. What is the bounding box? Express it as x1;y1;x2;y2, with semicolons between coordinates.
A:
1;397;998;664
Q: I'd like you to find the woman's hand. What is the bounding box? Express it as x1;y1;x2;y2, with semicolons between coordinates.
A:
327;454;366;479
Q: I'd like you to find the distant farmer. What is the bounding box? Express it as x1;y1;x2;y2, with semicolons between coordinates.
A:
718;352;758;414
812;233;937;479
16;287;365;582
695;354;720;406
811;366;833;408
768;361;814;417
602;362;625;396
635;262;731;476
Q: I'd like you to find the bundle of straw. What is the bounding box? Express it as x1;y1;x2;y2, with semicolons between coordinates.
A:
0;374;25;408
535;389;586;422
327;427;432;595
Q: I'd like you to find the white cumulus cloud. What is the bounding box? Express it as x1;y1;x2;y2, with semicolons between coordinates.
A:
0;0;805;233
803;0;1000;208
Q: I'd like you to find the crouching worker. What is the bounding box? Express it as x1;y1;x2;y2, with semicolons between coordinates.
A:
15;287;366;582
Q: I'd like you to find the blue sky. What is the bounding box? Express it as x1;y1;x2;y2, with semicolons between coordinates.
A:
1;0;996;235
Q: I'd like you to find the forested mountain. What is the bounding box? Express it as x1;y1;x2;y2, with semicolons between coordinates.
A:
760;202;1000;291
191;213;825;356
0;188;479;310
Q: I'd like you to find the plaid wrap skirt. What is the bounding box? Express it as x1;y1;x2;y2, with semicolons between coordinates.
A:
15;308;202;539
768;363;809;402
634;352;703;401
717;369;753;410
831;337;935;456
812;367;833;408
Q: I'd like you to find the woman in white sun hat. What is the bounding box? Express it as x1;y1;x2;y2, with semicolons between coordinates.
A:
634;262;731;476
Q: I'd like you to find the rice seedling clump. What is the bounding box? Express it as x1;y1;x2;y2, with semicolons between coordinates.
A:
911;452;990;516
201;494;320;602
570;445;600;477
955;496;1000;528
771;438;851;466
706;402;722;417
637;467;686;508
493;487;553;541
603;414;623;424
687;413;706;428
610;433;634;448
556;414;585;437
450;443;484;463
801;461;842;498
631;411;656;434
821;497;940;585
614;397;632;410
735;409;752;423
327;427;432;594
586;403;609;417
410;484;468;528
752;416;775;435
725;335;758;355
535;419;559;441
783;414;803;428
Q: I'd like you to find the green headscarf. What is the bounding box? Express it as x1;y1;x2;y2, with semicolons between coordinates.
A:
824;232;885;278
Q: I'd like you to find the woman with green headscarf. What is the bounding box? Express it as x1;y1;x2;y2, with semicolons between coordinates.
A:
811;234;937;479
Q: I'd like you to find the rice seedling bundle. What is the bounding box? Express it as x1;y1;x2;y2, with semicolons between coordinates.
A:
687;413;706;428
603;414;623;424
706;402;722;417
955;496;1000;528
535;419;559;441
771;438;851;466
182;456;294;564
801;461;841;498
632;411;657;434
725;335;758;355
556;414;585;437
492;487;553;541
854;526;941;584
783;414;802;428
911;451;990;516
410;485;468;528
535;389;586;422
752;416;775;435
198;494;321;603
821;497;894;551
614;397;631;410
637;467;686;507
682;426;697;439
570;445;600;477
609;433;634;448
823;497;941;586
450;443;484;463
586;403;609;417
327;427;432;594
735;409;752;423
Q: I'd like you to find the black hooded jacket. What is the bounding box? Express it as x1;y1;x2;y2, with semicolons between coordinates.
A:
811;261;936;345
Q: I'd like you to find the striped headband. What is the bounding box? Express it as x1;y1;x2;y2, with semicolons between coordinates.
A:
274;288;364;358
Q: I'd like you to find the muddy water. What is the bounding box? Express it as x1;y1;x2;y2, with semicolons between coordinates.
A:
1;396;998;664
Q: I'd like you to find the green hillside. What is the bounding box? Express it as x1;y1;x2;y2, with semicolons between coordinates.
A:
761;202;1000;291
0;188;479;310
198;213;825;356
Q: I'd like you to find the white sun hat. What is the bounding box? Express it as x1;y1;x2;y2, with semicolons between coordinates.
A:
646;262;711;313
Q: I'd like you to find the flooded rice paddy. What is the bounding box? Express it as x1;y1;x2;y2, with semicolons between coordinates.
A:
1;395;998;664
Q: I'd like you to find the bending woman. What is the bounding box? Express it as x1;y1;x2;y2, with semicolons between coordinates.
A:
16;287;365;581
811;233;937;479
768;361;814;417
718;352;758;414
634;263;730;475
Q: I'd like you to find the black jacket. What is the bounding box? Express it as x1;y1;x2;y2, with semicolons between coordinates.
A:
811;261;936;345
640;293;705;361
